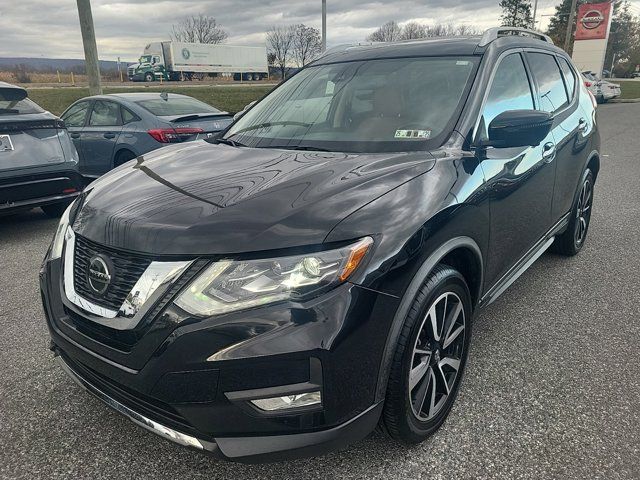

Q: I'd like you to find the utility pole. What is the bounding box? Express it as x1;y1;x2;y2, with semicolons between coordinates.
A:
564;0;579;53
532;0;539;29
76;0;102;95
321;0;327;52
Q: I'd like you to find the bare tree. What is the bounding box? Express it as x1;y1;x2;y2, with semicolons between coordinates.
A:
292;24;322;67
400;22;427;40
266;25;296;79
171;14;228;44
367;21;402;42
369;21;480;42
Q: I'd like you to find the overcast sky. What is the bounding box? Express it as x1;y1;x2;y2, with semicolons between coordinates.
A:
2;0;640;61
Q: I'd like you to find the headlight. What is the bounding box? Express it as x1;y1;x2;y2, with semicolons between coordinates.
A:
49;202;74;260
175;237;373;317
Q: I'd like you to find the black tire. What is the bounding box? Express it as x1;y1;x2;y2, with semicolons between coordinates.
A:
552;168;594;256
382;264;472;443
113;149;137;168
144;72;154;82
41;201;70;218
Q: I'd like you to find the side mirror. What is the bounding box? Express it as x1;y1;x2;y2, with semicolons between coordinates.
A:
233;101;257;122
484;110;552;148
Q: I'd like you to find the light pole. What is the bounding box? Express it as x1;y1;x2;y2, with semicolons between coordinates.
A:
322;0;327;52
564;0;579;53
76;0;102;95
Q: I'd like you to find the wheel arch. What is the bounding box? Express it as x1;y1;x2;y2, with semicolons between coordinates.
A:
586;150;600;181
113;147;138;168
374;236;483;403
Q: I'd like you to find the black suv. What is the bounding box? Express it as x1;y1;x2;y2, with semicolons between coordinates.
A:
41;28;600;462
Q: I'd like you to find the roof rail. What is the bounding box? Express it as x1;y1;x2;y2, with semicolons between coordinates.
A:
478;27;554;47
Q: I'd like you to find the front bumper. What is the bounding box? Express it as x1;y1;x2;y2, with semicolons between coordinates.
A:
55;351;382;462
41;249;398;461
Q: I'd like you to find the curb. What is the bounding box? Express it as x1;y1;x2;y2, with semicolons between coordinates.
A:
609;98;640;103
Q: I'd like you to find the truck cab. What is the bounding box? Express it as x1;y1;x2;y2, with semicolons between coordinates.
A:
127;52;167;82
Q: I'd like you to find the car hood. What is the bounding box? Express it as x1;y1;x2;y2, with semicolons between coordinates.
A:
72;141;436;256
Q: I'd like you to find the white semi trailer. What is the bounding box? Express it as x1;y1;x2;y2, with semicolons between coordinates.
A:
127;41;269;82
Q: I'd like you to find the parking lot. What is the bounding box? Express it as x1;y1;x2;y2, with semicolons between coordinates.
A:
1;103;639;479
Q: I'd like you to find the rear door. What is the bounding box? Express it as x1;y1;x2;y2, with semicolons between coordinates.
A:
81;100;124;175
525;52;583;223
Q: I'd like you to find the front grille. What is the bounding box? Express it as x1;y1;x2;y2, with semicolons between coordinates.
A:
73;235;152;311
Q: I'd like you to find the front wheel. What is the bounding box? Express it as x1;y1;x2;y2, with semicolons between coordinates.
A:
144;72;154;82
552;168;594;256
382;265;472;443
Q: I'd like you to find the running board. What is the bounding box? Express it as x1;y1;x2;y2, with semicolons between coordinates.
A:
481;236;555;306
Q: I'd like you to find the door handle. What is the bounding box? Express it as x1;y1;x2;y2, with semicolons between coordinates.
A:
542;141;555;163
103;132;116;139
578;118;587;132
70;132;80;139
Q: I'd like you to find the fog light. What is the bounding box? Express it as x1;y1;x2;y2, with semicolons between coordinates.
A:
250;391;321;411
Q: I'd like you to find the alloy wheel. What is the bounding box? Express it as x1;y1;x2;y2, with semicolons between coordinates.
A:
575;178;593;247
408;291;466;421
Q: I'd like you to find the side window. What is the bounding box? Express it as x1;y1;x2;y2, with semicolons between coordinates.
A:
527;53;569;114
480;53;534;139
121;107;137;124
89;100;121;127
62;101;89;128
558;57;577;101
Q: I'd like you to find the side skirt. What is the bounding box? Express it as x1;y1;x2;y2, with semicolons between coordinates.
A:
479;212;570;307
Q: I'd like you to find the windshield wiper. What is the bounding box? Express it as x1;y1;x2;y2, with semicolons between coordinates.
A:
263;145;332;152
0;109;20;114
215;138;245;147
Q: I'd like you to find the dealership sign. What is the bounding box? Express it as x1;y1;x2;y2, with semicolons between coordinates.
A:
575;2;612;40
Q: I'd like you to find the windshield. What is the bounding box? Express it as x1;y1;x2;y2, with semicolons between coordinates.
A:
225;56;478;153
0;97;44;115
136;96;222;116
140;55;152;64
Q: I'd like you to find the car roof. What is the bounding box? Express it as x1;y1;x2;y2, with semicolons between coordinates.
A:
313;30;562;66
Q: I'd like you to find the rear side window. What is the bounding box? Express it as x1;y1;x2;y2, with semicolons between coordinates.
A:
89;100;121;126
480;53;534;138
121;107;138;124
62;101;90;127
558;58;577;100
136;96;221;116
527;53;569;114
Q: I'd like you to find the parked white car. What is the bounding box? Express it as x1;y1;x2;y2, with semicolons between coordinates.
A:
582;71;621;103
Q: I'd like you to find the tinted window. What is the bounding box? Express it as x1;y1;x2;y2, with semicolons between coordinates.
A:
480;53;534;139
89;100;121;126
528;53;569;113
558;58;576;100
225;56;478;153
136;96;220;116
62;101;90;127
121;107;137;124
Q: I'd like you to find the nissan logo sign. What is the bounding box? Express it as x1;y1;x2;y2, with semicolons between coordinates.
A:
580;10;605;29
87;256;112;295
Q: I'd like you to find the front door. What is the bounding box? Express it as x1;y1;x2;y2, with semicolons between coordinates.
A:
476;52;556;287
81;100;123;176
60;100;91;170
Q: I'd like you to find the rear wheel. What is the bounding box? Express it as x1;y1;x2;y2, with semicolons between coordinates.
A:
114;149;137;168
552;168;594;256
382;265;472;443
41;201;70;218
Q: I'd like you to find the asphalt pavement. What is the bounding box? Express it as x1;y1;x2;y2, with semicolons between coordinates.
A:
1;103;639;479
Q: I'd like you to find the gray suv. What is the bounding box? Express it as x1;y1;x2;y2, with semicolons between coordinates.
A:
61;92;233;178
0;82;83;217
